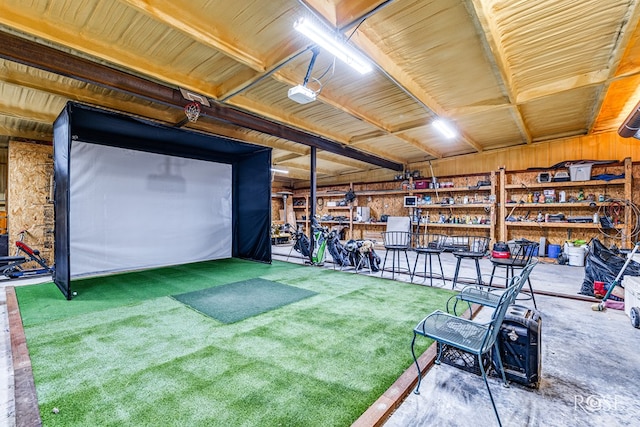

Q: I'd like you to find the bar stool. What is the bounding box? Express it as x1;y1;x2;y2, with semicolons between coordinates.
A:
381;216;412;279
451;236;490;289
411;232;446;286
489;239;539;308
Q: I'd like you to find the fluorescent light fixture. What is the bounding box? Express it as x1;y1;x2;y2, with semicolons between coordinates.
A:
433;119;457;139
271;168;289;174
294;17;372;74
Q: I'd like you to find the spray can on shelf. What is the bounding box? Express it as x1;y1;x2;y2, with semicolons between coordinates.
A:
593;212;600;224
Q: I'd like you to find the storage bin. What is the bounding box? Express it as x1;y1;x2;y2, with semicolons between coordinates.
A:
547;244;561;258
564;244;587;267
569;163;593;181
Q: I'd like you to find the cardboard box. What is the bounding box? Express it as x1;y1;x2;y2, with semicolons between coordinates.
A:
624;276;640;319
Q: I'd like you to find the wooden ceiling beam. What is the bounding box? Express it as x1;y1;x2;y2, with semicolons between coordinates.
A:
0;122;50;141
273;152;307;163
0;3;223;98
121;0;267;71
464;0;532;144
0;31;402;171
0;98;55;124
270;72;442;158
0;62;318;154
278;162;334;176
353;32;484;153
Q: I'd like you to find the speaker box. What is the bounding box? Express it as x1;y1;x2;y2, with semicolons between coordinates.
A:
493;305;542;388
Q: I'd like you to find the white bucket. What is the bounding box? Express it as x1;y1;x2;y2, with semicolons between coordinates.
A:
565;244;587;267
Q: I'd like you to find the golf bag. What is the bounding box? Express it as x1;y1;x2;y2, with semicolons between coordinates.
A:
310;218;327;264
292;227;311;258
326;230;350;266
344;239;381;272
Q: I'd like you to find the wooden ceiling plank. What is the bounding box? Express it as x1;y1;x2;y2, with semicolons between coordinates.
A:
0;31;402;171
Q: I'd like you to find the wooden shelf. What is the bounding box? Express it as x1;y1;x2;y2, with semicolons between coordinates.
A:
505;178;625;190
504;202;608;208
421;223;492;229
505;221;624;229
415;203;493;209
292;205;307;209
412;185;492;194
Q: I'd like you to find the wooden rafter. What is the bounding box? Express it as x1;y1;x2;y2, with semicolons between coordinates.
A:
465;0;532;144
0;31;402;171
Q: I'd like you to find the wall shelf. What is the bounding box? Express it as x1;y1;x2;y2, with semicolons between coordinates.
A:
499;158;633;247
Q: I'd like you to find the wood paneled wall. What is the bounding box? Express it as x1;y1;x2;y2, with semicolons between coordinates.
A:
8;141;54;265
309;131;640;187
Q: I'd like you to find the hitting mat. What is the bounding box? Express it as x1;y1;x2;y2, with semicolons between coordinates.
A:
172;278;317;323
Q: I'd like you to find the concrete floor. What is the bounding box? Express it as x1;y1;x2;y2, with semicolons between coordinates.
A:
273;244;640;427
2;247;640;426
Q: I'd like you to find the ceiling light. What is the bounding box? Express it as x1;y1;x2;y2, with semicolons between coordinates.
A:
433;119;457;139
294;17;372;74
271;168;289;174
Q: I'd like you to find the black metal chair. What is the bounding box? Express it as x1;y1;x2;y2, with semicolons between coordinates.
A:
449;259;538;317
411;277;519;427
381;216;412;280
488;239;539;308
450;236;490;289
411;232;446;286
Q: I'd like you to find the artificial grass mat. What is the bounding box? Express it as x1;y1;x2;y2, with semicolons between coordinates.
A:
172;278;317;323
15;259;456;426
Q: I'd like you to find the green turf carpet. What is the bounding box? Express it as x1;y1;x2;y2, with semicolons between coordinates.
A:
15;259;456;426
172;278;317;323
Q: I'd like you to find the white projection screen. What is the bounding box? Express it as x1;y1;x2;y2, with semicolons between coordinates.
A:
69;141;232;277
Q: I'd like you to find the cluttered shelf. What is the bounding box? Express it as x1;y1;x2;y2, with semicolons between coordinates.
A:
420;223;492;229
504;201;615;208
416;203;493;209
505;221;625;229
504;178;626;190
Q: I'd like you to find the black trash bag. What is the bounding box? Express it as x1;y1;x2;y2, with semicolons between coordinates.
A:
326;230;350;266
579;239;640;296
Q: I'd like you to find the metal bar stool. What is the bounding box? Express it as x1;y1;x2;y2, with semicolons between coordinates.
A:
489;239;539;308
381;216;412;279
411;232;446;286
450;236;490;289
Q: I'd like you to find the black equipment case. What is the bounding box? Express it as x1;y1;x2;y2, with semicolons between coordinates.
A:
493;305;542;388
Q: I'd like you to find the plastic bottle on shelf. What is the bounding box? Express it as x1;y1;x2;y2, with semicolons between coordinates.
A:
559;190;566;203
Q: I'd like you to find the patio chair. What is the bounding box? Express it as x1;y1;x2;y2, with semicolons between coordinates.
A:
488;239;539;308
411;232;446;286
380;216;412;279
450;236;490;289
411;279;519;427
449;260;538;318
